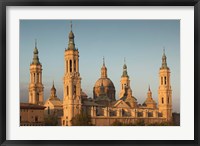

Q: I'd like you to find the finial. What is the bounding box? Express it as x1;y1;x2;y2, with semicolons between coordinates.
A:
35;39;37;48
148;85;151;91
70;20;72;31
103;56;105;66
163;46;165;55
52;80;55;90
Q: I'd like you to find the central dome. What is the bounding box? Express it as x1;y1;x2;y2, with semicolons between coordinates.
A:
93;58;116;101
94;78;114;88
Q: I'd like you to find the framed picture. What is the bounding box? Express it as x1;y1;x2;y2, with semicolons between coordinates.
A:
0;0;199;145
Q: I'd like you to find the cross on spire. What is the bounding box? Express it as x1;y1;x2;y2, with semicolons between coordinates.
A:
70;20;73;31
35;39;37;48
161;46;168;69
163;46;165;55
148;85;151;91
103;56;105;66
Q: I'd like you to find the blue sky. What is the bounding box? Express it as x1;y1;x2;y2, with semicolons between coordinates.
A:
20;20;180;112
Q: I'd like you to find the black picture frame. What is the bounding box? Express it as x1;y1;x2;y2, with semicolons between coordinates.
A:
0;0;199;146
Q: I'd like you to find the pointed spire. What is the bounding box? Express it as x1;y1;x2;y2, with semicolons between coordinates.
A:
68;20;75;50
32;39;40;65
147;85;152;99
123;57;127;69
52;80;55;88
161;47;168;69
50;80;57;99
101;57;107;78
35;39;37;48
51;80;56;92
70;20;73;31
122;58;128;77
163;47;165;55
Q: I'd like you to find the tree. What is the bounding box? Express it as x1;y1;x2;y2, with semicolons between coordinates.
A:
44;115;58;126
71;112;93;126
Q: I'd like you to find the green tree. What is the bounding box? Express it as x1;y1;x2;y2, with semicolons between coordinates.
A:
71;112;93;126
44;115;58;126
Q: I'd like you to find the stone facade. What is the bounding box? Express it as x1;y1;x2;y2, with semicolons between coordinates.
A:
20;103;45;126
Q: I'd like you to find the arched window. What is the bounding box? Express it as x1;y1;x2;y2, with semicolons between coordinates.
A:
74;60;76;72
74;85;76;95
36;92;39;103
37;73;39;83
35;116;38;122
34;73;35;83
162;97;164;104
161;77;163;85
66;60;68;73
67;86;69;96
164;76;167;85
70;60;72;72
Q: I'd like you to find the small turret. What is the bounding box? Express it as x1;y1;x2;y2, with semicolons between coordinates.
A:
122;58;129;77
50;81;57;98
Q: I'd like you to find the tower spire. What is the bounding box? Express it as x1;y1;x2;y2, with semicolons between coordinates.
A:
101;57;107;78
68;21;75;50
163;47;165;55
70;20;73;31
122;58;128;77
32;39;40;65
52;80;55;88
161;47;168;69
103;56;105;66
35;39;37;48
29;39;43;105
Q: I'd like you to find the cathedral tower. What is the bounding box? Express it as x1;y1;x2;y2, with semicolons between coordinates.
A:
119;58;131;98
158;49;172;121
28;40;44;105
62;22;82;126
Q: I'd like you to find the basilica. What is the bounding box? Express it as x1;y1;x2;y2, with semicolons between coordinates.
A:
21;22;173;126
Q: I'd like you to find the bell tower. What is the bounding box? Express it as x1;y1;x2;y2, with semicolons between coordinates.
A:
62;21;82;126
119;58;130;98
28;40;44;105
158;49;172;121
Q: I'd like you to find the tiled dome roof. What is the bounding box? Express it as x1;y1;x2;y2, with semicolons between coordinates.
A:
94;78;115;88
